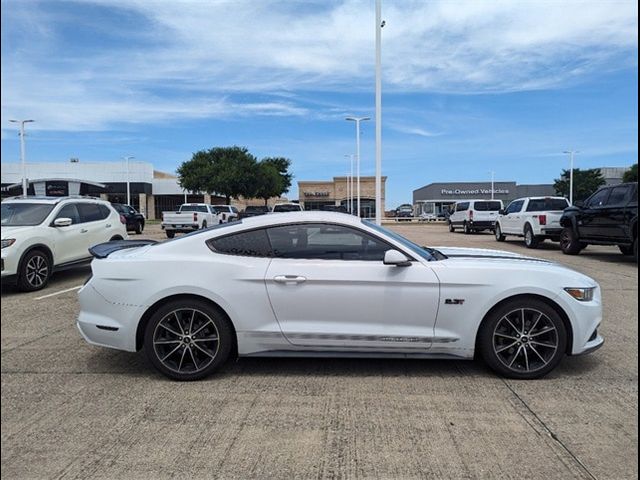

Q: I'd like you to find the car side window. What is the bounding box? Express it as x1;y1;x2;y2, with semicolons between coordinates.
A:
267;223;392;261
77;203;105;223
606;186;631;206
207;229;272;257
586;189;610;208
456;202;469;212
506;201;523;214
55;204;81;224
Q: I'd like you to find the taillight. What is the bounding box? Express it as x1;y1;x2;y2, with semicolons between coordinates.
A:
119;214;126;225
539;215;547;225
193;212;198;222
469;210;474;221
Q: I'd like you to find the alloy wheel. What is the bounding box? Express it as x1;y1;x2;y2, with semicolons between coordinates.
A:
492;308;559;373
152;308;220;374
25;255;49;288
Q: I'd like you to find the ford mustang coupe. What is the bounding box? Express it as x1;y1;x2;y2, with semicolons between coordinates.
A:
77;212;603;381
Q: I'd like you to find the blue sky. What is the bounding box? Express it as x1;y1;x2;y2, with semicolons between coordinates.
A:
1;0;637;207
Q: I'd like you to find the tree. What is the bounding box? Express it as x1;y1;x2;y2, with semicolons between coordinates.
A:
254;157;293;204
553;168;606;202
177;146;258;204
623;164;638;183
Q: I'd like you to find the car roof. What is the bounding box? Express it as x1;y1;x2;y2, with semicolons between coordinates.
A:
2;195;104;205
238;211;362;227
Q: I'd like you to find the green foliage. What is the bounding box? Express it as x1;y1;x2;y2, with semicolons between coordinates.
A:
553;168;606;202
177;147;293;205
623;164;638;183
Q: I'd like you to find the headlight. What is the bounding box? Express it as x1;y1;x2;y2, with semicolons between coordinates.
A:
564;287;596;302
1;239;16;249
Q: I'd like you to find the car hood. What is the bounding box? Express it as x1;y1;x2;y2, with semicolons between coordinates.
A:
1;225;36;238
434;246;548;262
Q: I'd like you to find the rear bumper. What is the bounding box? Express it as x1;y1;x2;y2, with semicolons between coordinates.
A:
161;223;199;232
540;227;563;236
469;221;495;229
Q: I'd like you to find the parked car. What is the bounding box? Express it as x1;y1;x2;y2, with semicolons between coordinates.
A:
78;212;602;381
448;200;504;234
495;197;570;248
395;204;414;221
112;203;145;234
162;204;215;238
240;205;271;219
272;203;304;213
1;196;127;291
211;205;239;223
559;182;638;261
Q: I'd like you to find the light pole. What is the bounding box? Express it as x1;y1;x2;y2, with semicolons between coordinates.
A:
563;150;579;205
490;171;495;200
9;119;35;197
123;155;135;205
345;116;370;217
344;154;355;214
375;0;384;225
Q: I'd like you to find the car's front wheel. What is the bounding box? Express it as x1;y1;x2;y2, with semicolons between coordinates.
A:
478;298;567;379
144;299;233;381
560;227;583;255
18;249;51;292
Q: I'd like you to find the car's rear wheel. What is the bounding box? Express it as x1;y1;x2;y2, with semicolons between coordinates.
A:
560;227;583;255
524;224;540;249
463;222;472;234
619;244;634;255
18;249;51;292
166;231;175;238
478;298;567;379
201;221;208;229
144;299;233;381
135;221;143;234
495;224;506;242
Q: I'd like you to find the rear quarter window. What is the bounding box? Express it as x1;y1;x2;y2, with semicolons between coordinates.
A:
207;229;272;257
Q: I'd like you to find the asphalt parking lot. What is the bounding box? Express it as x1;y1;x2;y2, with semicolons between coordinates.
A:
1;222;637;480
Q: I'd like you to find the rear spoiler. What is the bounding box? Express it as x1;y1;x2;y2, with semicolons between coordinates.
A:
89;240;158;259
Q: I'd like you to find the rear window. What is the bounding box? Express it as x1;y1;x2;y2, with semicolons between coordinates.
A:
246;206;269;212
526;198;570;212
473;201;502;211
180;205;209;213
273;204;302;212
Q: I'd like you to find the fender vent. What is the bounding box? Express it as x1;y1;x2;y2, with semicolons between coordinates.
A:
96;325;119;332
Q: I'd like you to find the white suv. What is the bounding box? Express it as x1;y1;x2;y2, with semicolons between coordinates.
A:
1;196;127;291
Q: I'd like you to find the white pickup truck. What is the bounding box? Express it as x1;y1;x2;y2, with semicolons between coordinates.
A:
161;204;216;238
494;196;571;248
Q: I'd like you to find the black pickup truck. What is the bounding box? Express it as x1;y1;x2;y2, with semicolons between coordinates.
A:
559;182;638;261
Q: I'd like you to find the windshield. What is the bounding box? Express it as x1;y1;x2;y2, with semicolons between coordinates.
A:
364;221;445;261
1;203;55;226
526;198;570;212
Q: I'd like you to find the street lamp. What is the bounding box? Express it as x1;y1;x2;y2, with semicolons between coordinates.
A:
344;154;355;214
563;150;579;205
123;155;135;205
345;116;370;217
375;0;384;225
489;171;495;200
9;119;35;197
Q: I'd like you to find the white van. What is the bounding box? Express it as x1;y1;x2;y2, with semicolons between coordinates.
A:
448;199;504;234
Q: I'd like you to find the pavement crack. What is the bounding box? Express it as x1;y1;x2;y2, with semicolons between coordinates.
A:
502;379;599;480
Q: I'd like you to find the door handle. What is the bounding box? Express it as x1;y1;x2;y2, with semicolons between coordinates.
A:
80;229;89;233
273;275;306;284
106;224;112;228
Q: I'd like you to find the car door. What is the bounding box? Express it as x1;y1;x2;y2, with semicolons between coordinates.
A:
599;185;633;240
77;202;112;252
502;200;524;233
263;223;440;351
578;188;611;239
51;203;88;264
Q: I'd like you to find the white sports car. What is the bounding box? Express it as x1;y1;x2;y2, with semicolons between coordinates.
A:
77;212;603;381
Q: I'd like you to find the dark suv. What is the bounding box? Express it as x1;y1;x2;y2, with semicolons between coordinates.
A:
111;203;145;234
559;182;638;261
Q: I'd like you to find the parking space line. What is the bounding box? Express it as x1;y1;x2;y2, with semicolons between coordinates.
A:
35;286;82;300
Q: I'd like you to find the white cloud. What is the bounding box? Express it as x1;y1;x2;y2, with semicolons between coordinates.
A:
1;0;637;131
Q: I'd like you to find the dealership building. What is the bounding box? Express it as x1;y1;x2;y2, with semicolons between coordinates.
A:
298;176;387;217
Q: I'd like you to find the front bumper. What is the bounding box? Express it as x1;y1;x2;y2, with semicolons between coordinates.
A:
1;249;18;278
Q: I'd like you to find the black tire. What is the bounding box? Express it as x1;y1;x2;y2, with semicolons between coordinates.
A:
619;245;634;256
17;249;52;292
635;237;638;264
524;224;540;249
135;221;143;235
448;222;455;233
109;235;124;241
166;231;175;239
478;298;567;379
144;299;233;381
201;221;208;229
495;224;506;242
560;227;583;255
463;222;472;235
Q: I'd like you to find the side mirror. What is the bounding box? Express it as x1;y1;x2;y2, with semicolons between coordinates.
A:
499;209;506;215
53;217;73;227
383;249;411;267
